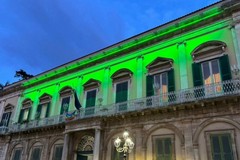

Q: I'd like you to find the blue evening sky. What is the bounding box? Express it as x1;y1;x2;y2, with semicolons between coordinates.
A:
0;0;220;84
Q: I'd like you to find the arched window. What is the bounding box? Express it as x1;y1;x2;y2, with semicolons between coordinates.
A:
83;79;100;116
111;69;133;111
10;144;23;160
36;93;51;119
192;41;232;93
29;142;43;160
0;103;14;127
19;99;32;123
146;57;175;102
50;139;63;160
59;86;73;114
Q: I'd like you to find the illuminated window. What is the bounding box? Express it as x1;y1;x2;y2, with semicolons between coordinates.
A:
192;41;232;90
146;58;175;105
19;99;32;123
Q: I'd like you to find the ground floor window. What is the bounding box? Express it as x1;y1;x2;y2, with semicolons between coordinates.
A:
52;145;63;160
30;147;42;160
11;148;22;160
210;133;234;160
152;135;175;160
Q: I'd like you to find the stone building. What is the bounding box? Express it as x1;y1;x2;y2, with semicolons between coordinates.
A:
0;0;240;160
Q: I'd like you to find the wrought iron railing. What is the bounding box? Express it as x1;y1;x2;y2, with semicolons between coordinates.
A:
3;79;240;134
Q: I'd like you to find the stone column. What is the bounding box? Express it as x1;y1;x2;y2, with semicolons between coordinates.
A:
182;120;194;160
177;42;189;89
102;67;110;105
62;133;70;160
93;129;101;160
136;56;144;98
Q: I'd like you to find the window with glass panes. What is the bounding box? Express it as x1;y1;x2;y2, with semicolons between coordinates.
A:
85;89;97;115
18;107;31;123
210;133;234;160
60;97;70;114
153;72;168;101
0;112;11;126
52;145;63;160
11;148;22;160
154;137;173;160
36;102;50;119
30;147;42;160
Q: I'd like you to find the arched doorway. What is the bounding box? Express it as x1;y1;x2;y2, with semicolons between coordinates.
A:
77;135;94;160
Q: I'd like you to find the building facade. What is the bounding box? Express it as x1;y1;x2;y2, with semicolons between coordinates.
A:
1;0;240;160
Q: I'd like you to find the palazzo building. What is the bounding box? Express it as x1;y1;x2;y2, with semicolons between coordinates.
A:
1;0;240;160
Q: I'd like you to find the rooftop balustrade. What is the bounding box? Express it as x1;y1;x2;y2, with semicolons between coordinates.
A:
1;79;239;134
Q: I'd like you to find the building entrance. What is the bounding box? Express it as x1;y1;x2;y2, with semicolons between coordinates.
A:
76;135;94;160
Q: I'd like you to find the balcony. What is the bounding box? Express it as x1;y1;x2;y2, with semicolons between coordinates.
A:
3;79;240;134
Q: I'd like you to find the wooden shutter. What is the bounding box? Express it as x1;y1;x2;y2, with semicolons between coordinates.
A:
116;82;128;103
219;55;232;81
27;108;31;121
146;75;154;97
86;90;97;108
167;69;175;92
192;63;203;87
45;103;50;118
36;105;42;119
18;110;24;123
30;148;41;160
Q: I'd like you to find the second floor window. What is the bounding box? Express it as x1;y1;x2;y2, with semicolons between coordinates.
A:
59;87;73;114
19;99;32;123
0;104;13;127
36;94;51;119
146;58;175;103
111;69;132;111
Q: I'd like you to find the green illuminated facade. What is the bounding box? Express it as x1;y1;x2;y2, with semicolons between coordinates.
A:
1;1;240;160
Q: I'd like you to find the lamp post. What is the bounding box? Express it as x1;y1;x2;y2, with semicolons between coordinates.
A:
114;130;134;160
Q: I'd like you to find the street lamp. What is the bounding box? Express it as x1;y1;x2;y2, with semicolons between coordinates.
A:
114;130;134;160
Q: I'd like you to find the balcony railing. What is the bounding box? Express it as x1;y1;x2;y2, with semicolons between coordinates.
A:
3;79;240;134
9;114;65;133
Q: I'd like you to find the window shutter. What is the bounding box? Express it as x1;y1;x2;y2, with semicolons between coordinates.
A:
18;110;24;123
36;105;42;119
46;103;50;118
60;97;70;114
0;113;7;126
27;108;31;121
219;55;232;81
54;145;63;160
167;69;175;92
146;75;154;97
192;63;203;87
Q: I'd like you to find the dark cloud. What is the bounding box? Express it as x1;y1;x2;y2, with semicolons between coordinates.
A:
0;0;220;84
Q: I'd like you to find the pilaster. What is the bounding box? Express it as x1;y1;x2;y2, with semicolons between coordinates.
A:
136;56;144;98
93;128;101;160
102;67;110;105
62;133;70;160
177;42;189;89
